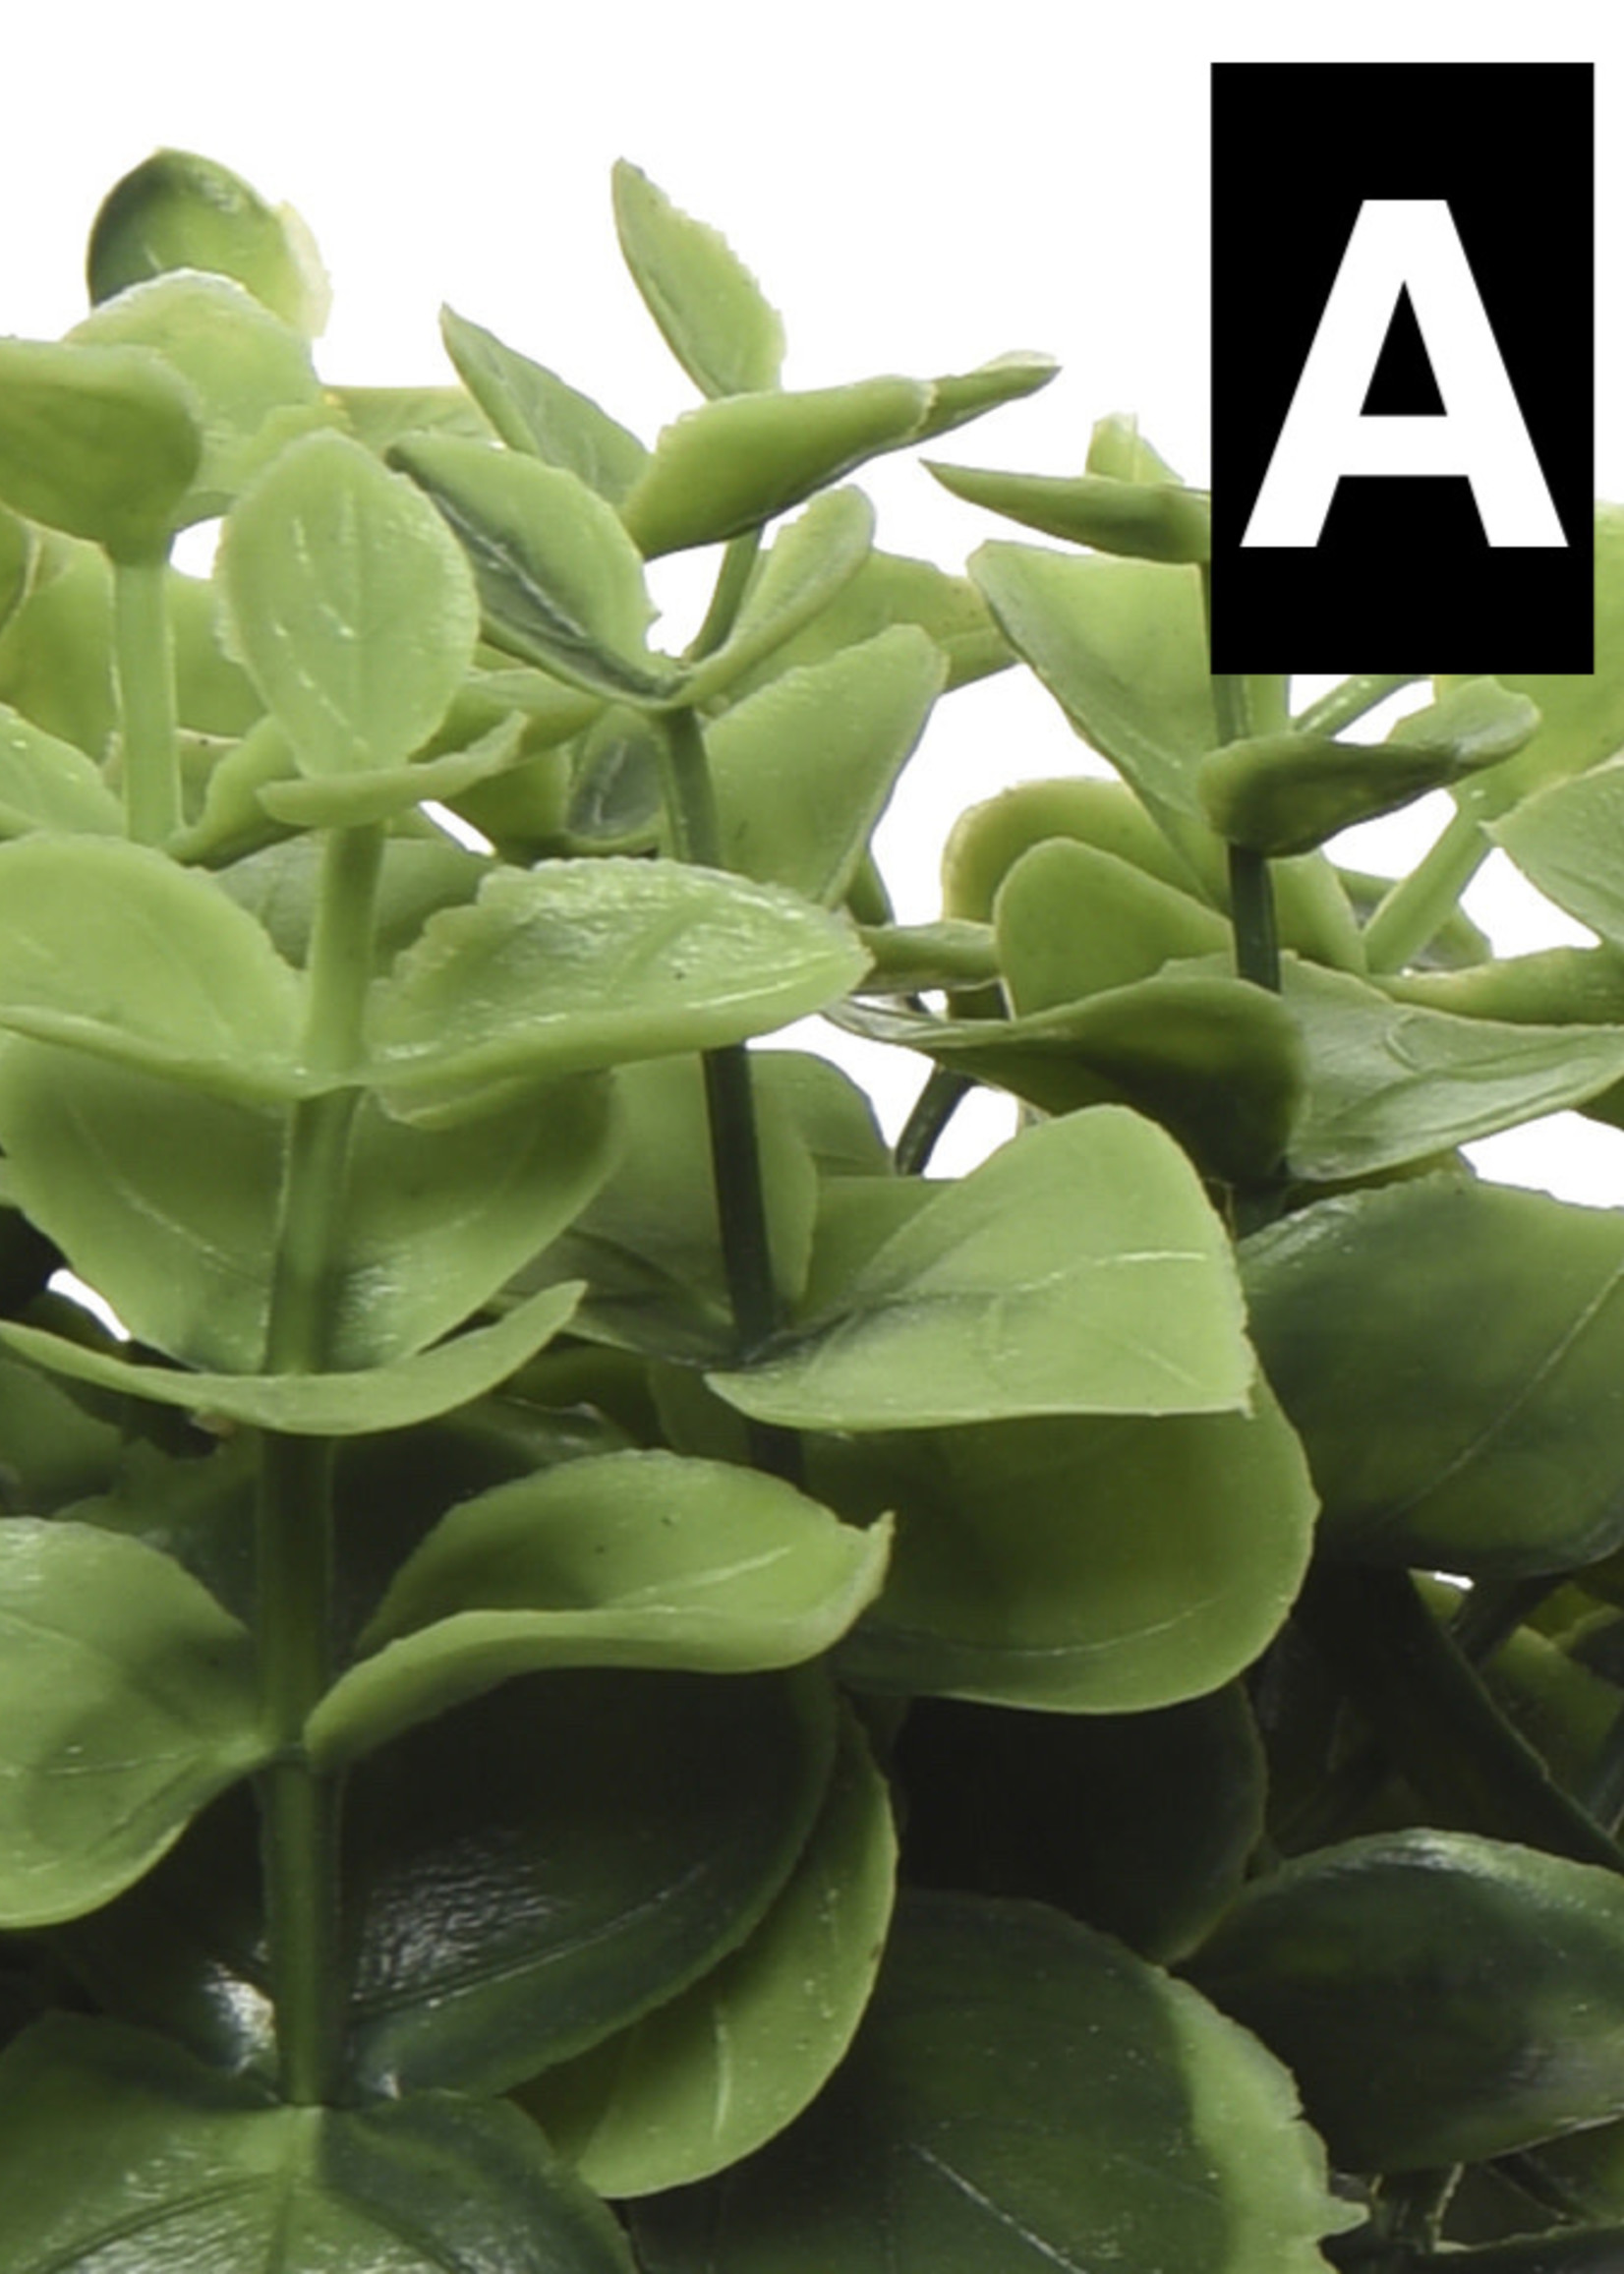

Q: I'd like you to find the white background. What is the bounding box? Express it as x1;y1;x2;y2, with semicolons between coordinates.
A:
2;1;1617;1193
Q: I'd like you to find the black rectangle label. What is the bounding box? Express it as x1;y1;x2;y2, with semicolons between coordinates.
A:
1209;63;1594;671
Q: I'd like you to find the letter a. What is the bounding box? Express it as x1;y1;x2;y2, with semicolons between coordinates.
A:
1242;200;1565;548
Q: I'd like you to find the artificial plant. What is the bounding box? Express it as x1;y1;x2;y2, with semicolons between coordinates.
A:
0;146;1623;2272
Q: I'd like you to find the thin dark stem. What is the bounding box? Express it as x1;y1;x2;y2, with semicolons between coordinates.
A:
1199;563;1281;994
896;1066;972;1175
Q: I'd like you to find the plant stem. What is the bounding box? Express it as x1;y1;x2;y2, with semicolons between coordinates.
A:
659;707;801;1485
1363;805;1488;973
1294;672;1424;739
112;546;180;845
897;1066;972;1174
685;530;762;663
256;822;384;2106
1199;564;1281;994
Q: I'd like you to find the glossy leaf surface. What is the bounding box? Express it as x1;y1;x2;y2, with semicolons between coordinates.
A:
516;1703;896;2197
0;2014;636;2272
1188;1829;1624;2171
368;858;868;1121
87;146;330;334
0;338;201;558
308;1451;892;1764
0;1520;264;1927
826;1384;1315;1710
715;1106;1251;1429
0;1280;583;1436
619;379;930;557
612;161;785;399
633;1894;1357;2274
439;308;649;500
219;429;480;775
1245;1173;1624;1575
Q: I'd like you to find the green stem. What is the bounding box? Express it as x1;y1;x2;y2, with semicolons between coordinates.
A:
1363;805;1488;974
685;530;763;663
1199;565;1281;994
1578;1694;1624;1832
256;823;384;2106
112;547;180;845
659;708;800;1485
1294;672;1424;739
897;1066;972;1175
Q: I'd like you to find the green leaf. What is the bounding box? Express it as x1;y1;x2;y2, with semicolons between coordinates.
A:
632;1894;1359;2274
71;271;328;523
899;1685;1266;1963
825;1385;1316;1710
218;428;481;776
368;858;869;1123
699;627;946;904
994;835;1232;1003
0;338;201;559
1280;957;1624;1182
347;1668;836;2092
519;1702;896;2197
390;434;670;702
0;1279;583;1437
712;1105;1253;1429
912;353;1060;441
0;2014;636;2272
929;458;1211;561
1493;753;1624;950
836;971;1305;1191
335;382;497;453
726;546;1011;700
306;1451;892;1766
1186;1829;1624;2172
439;308;649;500
0;538;116;757
612;161;786;399
1244;1172;1624;1575
619;379;932;558
0;835;304;1100
680;487;874;707
0;506;36;640
87;147;330;336
0;1520;264;1928
258;712;529;827
1198;678;1539;857
944;773;1205;918
517;1054;819;1363
0;1042;618;1372
0;704;124;836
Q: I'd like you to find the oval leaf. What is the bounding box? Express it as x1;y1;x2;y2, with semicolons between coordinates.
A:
368;858;869;1122
612;160;786;399
87;146;331;335
307;1451;892;1765
680;487;875;707
0;704;124;837
0;1521;265;1928
1187;1829;1624;2172
439;307;649;501
218;428;480;776
713;1105;1254;1430
0;338;201;559
632;1894;1359;2274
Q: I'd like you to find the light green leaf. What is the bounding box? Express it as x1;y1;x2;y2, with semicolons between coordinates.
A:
218;428;480;776
346;1667;837;2092
517;1054;819;1363
1244;1172;1624;1575
0;338;201;559
1493;752;1624;950
0;835;304;1100
632;1894;1359;2274
258;711;528;827
699;627;946;904
930;458;1211;561
1085;411;1187;485
71;271;327;523
0;1280;583;1436
0;2014;637;2272
1187;1829;1624;2173
726;546;1011;700
0;1521;264;1927
995;835;1232;1004
391;433;670;702
612;161;786;399
307;1451;891;1766
87;147;331;335
439;307;649;500
713;1105;1253;1429
520;1703;897;2197
335;382;496;453
912;352;1060;441
0;1041;617;1371
619;379;932;558
368;858;869;1124
680;487;874;707
0;505;36;640
826;1386;1316;1710
0;704;124;837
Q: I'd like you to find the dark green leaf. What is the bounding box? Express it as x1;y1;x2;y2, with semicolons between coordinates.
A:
0;338;201;559
87;147;330;335
713;1105;1253;1430
0;1520;264;1927
632;1894;1358;2274
612;161;786;399
0;2014;636;2272
1187;1829;1624;2172
440;308;649;499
